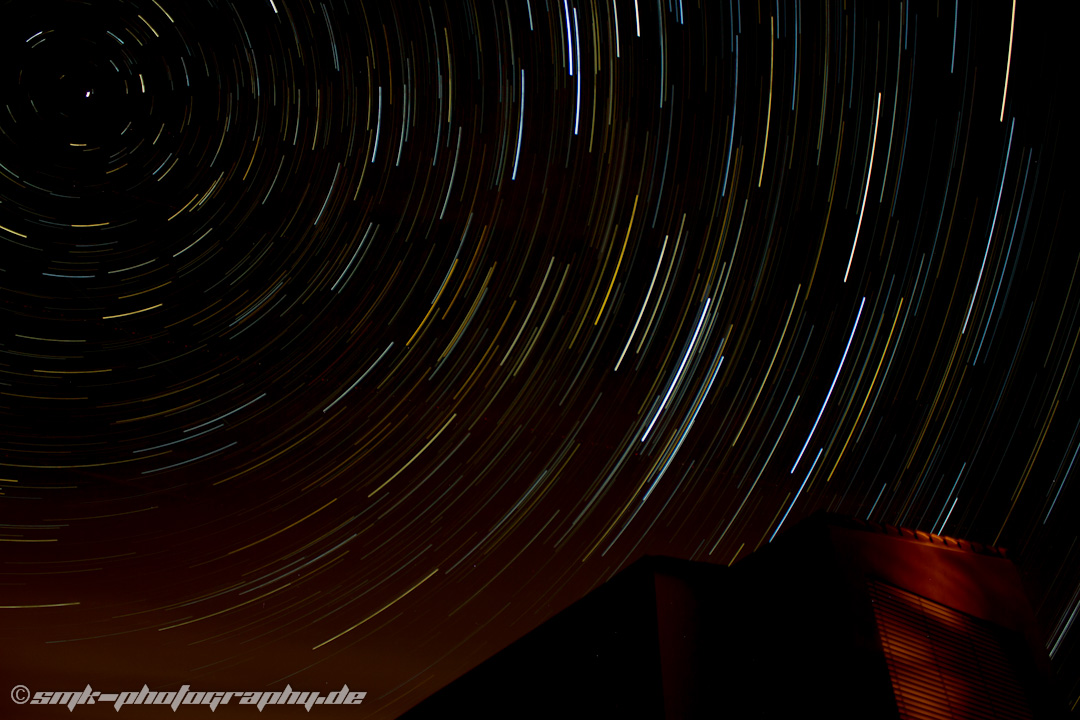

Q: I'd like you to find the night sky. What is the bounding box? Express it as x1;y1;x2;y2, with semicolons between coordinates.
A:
2;0;1077;716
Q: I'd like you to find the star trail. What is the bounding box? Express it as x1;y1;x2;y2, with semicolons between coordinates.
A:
1;0;1077;715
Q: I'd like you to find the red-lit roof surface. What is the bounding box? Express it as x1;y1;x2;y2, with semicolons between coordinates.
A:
871;579;1034;720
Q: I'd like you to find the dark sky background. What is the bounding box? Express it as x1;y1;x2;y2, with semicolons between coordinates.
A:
1;0;1077;716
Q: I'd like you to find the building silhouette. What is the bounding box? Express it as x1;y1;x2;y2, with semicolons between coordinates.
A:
400;512;1065;719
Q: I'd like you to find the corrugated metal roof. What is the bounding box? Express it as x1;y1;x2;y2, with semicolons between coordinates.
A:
871;579;1034;720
